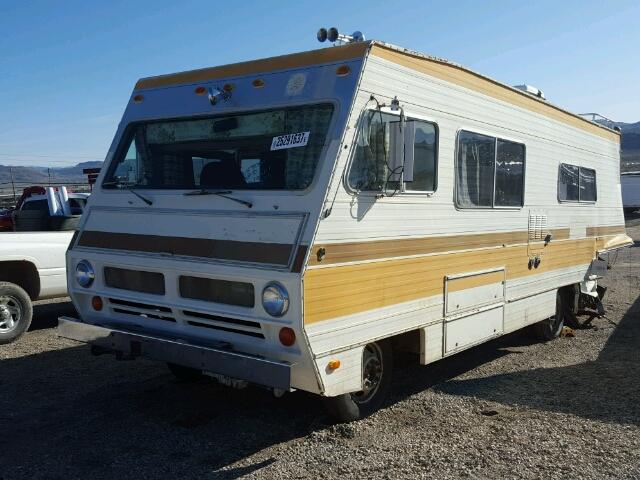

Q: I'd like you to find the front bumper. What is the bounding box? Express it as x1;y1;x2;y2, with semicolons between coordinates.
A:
58;317;291;390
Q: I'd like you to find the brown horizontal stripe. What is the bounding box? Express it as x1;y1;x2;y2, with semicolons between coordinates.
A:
78;231;293;266
310;228;570;266
586;225;626;237
371;45;620;143
304;237;597;324
135;42;369;90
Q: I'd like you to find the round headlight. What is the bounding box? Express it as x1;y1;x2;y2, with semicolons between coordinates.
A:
75;260;95;288
262;282;289;317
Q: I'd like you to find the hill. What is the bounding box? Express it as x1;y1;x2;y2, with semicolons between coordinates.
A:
0;161;103;188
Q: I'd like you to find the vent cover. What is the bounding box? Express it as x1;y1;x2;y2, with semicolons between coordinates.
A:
528;213;549;241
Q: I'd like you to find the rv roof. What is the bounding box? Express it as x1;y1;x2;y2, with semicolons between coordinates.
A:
134;40;619;143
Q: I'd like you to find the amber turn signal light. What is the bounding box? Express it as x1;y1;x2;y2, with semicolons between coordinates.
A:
279;327;296;346
327;360;341;371
91;296;103;311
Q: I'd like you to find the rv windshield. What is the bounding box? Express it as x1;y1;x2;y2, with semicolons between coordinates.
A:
104;104;334;190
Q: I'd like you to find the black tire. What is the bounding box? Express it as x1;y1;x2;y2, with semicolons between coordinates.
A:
0;282;33;345
323;339;393;422
533;290;566;341
167;362;204;381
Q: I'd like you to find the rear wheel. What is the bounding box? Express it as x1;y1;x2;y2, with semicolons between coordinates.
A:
533;290;565;341
323;339;393;422
0;282;33;345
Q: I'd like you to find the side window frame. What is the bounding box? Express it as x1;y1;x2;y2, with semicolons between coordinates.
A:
454;129;526;210
557;163;597;204
345;109;439;196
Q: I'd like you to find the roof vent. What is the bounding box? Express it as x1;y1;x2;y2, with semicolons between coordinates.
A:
513;84;546;100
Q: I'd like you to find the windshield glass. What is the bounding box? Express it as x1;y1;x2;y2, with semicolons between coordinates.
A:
104;104;334;190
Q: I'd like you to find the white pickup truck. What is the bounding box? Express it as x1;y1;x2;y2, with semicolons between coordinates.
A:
0;231;74;343
0;186;89;344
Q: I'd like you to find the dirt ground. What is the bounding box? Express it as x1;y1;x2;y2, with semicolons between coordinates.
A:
1;222;639;479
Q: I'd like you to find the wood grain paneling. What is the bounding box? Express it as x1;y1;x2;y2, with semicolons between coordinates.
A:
304;237;596;324
310;228;570;266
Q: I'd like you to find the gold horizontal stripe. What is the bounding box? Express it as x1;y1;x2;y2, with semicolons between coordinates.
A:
303;237;596;324
370;45;620;143
135;42;369;90
447;270;504;293
586;225;626;237
310;228;570;266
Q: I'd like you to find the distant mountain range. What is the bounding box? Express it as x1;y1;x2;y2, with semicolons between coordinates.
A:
0;161;103;189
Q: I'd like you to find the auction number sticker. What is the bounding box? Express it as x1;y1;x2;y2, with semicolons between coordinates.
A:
271;131;310;151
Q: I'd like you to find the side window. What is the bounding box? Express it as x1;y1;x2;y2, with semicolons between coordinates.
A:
579;168;597;202
495;140;525;207
347;111;438;193
558;164;579;201
455;130;525;208
21;199;49;212
559;163;596;202
405;121;437;192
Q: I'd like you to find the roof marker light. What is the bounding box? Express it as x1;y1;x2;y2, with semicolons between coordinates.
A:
132;94;144;103
194;86;206;95
336;65;351;77
252;78;265;88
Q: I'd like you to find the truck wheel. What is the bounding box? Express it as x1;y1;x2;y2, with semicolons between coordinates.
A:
167;362;204;381
0;282;33;345
323;339;393;422
533;290;565;341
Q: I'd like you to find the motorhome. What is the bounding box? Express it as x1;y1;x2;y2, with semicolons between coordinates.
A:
621;172;640;214
59;31;632;421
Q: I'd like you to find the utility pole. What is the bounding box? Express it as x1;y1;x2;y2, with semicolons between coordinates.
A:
48;168;51;185
9;166;16;203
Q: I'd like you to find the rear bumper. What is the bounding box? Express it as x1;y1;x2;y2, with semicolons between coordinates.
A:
58;317;291;390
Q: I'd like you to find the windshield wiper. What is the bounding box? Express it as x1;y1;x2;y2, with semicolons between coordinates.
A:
102;181;153;206
183;189;253;208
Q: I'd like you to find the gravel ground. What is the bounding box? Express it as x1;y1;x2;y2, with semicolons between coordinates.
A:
1;222;639;479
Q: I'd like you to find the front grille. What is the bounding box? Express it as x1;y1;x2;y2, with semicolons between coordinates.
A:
179;276;254;308
183;310;264;338
109;298;175;322
104;267;165;295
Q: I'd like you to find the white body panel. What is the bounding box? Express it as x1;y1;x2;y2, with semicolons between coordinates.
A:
0;231;73;299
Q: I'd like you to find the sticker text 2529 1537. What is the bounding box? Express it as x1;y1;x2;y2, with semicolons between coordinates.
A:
271;131;310;151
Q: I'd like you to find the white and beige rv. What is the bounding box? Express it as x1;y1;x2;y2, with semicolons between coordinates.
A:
59;34;632;421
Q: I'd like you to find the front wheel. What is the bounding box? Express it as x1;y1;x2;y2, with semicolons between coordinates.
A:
0;282;33;345
533;290;566;341
323;339;393;422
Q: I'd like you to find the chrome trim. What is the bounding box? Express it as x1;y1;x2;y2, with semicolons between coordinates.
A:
58;316;291;390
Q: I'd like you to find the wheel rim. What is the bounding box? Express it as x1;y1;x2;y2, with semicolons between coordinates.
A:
0;295;22;333
351;343;384;405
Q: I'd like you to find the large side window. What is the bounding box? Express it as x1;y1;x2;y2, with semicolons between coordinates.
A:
455;130;525;208
558;163;596;202
347;111;438;193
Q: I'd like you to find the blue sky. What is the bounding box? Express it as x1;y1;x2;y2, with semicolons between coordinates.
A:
1;0;638;166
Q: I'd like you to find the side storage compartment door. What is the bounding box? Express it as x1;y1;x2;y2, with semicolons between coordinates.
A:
443;268;505;355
